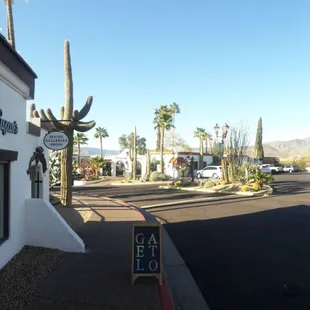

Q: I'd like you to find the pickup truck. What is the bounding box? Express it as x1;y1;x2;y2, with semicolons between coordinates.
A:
260;164;281;174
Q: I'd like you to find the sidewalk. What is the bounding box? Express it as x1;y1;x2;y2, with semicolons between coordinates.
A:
25;195;163;310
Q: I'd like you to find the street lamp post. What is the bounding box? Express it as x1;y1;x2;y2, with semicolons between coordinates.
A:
214;123;230;180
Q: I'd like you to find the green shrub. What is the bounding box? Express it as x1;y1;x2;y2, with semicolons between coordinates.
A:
160;174;171;181
241;185;249;192
123;172;133;183
150;171;161;181
204;180;217;188
252;183;261;191
221;180;227;185
249;171;274;186
174;181;182;187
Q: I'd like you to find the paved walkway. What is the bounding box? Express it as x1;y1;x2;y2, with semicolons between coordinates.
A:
26;195;162;310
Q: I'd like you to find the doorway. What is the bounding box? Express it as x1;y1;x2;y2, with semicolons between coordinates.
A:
0;163;9;243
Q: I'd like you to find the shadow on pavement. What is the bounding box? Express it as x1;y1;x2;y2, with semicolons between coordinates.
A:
163;204;310;310
24;204;161;310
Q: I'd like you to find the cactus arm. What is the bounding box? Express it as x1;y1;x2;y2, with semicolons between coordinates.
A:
45;109;66;131
72;110;79;120
73;120;96;132
60;106;64;121
76;96;93;121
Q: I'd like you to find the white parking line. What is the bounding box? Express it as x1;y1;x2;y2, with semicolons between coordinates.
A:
140;195;234;209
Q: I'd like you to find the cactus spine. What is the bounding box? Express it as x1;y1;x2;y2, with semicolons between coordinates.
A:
30;40;96;207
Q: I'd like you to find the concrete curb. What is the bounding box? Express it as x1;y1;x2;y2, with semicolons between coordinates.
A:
100;197;175;310
110;181;171;186
159;184;273;197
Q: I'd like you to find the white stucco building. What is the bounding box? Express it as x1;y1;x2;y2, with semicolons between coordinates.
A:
0;34;84;270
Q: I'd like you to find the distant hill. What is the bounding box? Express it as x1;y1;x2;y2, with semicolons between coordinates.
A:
263;137;310;157
79;137;310;159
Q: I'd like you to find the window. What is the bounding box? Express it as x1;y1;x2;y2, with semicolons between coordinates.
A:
0;163;9;243
193;161;198;170
206;167;216;170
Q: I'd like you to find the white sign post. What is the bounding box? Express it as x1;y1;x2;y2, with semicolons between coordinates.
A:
43;131;69;151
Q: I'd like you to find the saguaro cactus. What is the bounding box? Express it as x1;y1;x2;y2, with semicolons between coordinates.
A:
146;148;151;175
128;127;137;180
30;40;96;207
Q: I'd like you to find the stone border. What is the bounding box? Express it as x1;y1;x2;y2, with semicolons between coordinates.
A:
159;185;273;197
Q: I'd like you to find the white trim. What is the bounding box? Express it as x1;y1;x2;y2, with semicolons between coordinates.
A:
0;61;30;99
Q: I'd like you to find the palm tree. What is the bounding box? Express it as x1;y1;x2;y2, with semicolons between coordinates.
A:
94;127;109;158
73;133;88;166
4;0;28;49
203;132;212;154
169;102;181;153
193;127;206;170
153;105;174;174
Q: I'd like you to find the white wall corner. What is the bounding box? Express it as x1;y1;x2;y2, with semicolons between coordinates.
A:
25;198;85;253
0;61;30;99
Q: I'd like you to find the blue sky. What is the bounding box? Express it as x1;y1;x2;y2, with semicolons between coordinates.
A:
1;0;310;150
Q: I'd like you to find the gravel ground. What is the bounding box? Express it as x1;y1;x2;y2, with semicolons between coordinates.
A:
0;246;63;310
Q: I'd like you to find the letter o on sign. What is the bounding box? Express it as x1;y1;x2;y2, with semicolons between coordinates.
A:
149;259;158;272
43;131;69;151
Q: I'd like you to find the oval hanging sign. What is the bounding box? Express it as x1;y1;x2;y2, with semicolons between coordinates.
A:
43;131;69;151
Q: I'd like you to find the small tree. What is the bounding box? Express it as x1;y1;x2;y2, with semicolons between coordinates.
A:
74;133;88;166
225;120;250;183
94;127;109;158
193;127;206;170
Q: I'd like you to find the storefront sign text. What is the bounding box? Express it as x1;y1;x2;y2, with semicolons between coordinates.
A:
0;110;18;135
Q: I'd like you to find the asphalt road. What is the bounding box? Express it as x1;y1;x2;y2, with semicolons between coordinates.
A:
55;172;310;309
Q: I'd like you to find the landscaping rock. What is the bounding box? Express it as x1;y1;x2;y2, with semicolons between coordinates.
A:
0;246;62;310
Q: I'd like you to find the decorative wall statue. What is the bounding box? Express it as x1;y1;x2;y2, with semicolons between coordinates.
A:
30;40;96;207
26;146;47;176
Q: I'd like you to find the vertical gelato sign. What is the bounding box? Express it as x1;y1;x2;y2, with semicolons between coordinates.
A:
43;131;69;150
132;223;162;285
0;109;18;135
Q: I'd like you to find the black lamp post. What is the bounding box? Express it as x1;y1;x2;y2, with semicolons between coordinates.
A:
214;123;229;180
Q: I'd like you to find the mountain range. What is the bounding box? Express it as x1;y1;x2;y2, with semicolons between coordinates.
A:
80;137;310;159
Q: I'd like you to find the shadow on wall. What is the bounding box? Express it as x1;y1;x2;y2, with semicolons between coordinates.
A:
163;205;310;310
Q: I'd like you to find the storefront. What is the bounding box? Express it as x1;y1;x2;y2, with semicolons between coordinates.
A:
0;34;85;270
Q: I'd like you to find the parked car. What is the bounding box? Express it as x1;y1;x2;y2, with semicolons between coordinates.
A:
275;165;284;172
260;164;280;174
259;165;272;174
305;167;310;173
196;166;222;179
283;165;298;173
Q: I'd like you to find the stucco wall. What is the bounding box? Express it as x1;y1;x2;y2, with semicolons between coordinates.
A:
0;66;50;269
25;199;85;253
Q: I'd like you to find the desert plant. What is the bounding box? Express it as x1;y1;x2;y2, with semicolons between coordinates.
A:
128;127;137;179
140;174;149;182
204;179;217;188
150;171;161;182
30;41;95;207
146;149;151;175
221;180;228;185
174;181;182;187
124;172;133;183
249;170;274;187
241;185;249;192
160;174;171;181
49;150;61;186
252;183;262;191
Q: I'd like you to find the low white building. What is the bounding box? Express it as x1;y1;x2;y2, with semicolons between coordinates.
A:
150;151;213;178
104;150;147;177
0;34;84;270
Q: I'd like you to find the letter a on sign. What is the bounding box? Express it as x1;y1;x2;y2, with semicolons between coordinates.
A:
132;222;162;286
